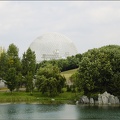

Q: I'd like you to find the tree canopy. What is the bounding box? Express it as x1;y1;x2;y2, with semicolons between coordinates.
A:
21;48;36;92
3;44;21;92
74;45;120;96
35;64;66;96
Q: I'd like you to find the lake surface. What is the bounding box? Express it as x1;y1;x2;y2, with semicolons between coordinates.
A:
0;103;120;120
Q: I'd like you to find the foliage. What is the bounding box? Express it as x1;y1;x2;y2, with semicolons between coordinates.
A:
37;53;81;72
7;44;21;73
25;72;34;94
75;45;120;96
0;52;8;80
70;72;82;92
21;48;36;76
16;72;23;91
2;42;120;97
5;67;17;93
1;44;22;92
21;48;36;92
36;64;66;97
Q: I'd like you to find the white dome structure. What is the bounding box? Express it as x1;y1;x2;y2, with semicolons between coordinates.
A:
30;32;78;62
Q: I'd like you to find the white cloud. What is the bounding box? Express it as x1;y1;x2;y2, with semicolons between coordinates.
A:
0;1;120;55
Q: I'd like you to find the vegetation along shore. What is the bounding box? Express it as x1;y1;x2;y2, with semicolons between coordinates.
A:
0;44;120;104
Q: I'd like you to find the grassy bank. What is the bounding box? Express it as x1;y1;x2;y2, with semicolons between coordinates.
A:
0;91;82;104
0;69;80;104
61;68;78;81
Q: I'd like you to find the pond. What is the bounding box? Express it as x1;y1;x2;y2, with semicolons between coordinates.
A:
0;104;120;120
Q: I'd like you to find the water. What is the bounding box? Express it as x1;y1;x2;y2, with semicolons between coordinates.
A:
0;104;120;120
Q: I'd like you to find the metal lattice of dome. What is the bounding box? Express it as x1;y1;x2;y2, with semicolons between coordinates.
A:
29;32;78;62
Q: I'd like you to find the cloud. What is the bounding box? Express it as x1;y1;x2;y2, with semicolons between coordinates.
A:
0;1;120;55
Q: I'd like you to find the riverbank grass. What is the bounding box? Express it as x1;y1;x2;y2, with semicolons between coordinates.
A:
0;91;82;104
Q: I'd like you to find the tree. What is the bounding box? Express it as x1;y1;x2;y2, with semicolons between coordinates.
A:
75;45;120;96
66;56;79;70
0;47;5;56
25;72;34;94
70;71;82;92
102;45;120;95
21;48;36;92
0;52;8;80
6;44;22;90
78;56;96;95
36;64;65;97
35;75;46;92
7;44;21;72
5;68;16;93
16;72;23;91
40;77;58;96
22;48;36;76
36;53;81;72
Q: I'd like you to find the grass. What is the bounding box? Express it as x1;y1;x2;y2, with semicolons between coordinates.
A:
0;68;80;104
0;91;83;104
0;92;35;103
61;68;78;81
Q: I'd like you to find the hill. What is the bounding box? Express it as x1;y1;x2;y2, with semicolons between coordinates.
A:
61;68;78;85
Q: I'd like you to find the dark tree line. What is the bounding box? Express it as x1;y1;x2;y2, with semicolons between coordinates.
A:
36;54;82;72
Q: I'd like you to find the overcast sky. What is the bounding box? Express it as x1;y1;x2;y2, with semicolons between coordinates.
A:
0;1;120;56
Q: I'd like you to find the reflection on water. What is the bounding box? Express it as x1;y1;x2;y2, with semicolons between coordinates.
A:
76;105;120;120
0;104;119;120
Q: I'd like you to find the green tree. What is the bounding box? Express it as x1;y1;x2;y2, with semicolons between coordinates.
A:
5;67;16;93
75;47;116;96
16;72;23;91
35;75;46;92
40;77;58;96
21;48;36;92
70;71;82;92
7;44;21;72
66;56;79;70
22;48;36;76
101;45;120;95
36;64;65;97
36;53;81;72
6;44;22;90
25;72;34;94
0;52;8;80
0;47;5;56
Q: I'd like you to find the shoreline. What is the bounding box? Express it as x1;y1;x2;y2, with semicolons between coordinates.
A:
0;99;75;105
0;91;119;106
0;91;80;104
0;102;120;108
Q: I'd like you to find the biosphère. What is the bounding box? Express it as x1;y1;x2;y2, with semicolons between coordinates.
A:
29;32;78;62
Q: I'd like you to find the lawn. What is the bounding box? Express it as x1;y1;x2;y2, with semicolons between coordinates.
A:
0;91;82;104
61;68;78;80
0;68;80;104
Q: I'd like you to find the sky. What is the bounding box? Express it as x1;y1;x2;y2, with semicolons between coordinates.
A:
0;1;120;57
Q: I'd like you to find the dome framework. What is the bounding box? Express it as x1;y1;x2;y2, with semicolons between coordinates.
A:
30;32;78;62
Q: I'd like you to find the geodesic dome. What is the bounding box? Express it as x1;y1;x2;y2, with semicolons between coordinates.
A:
29;32;78;62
